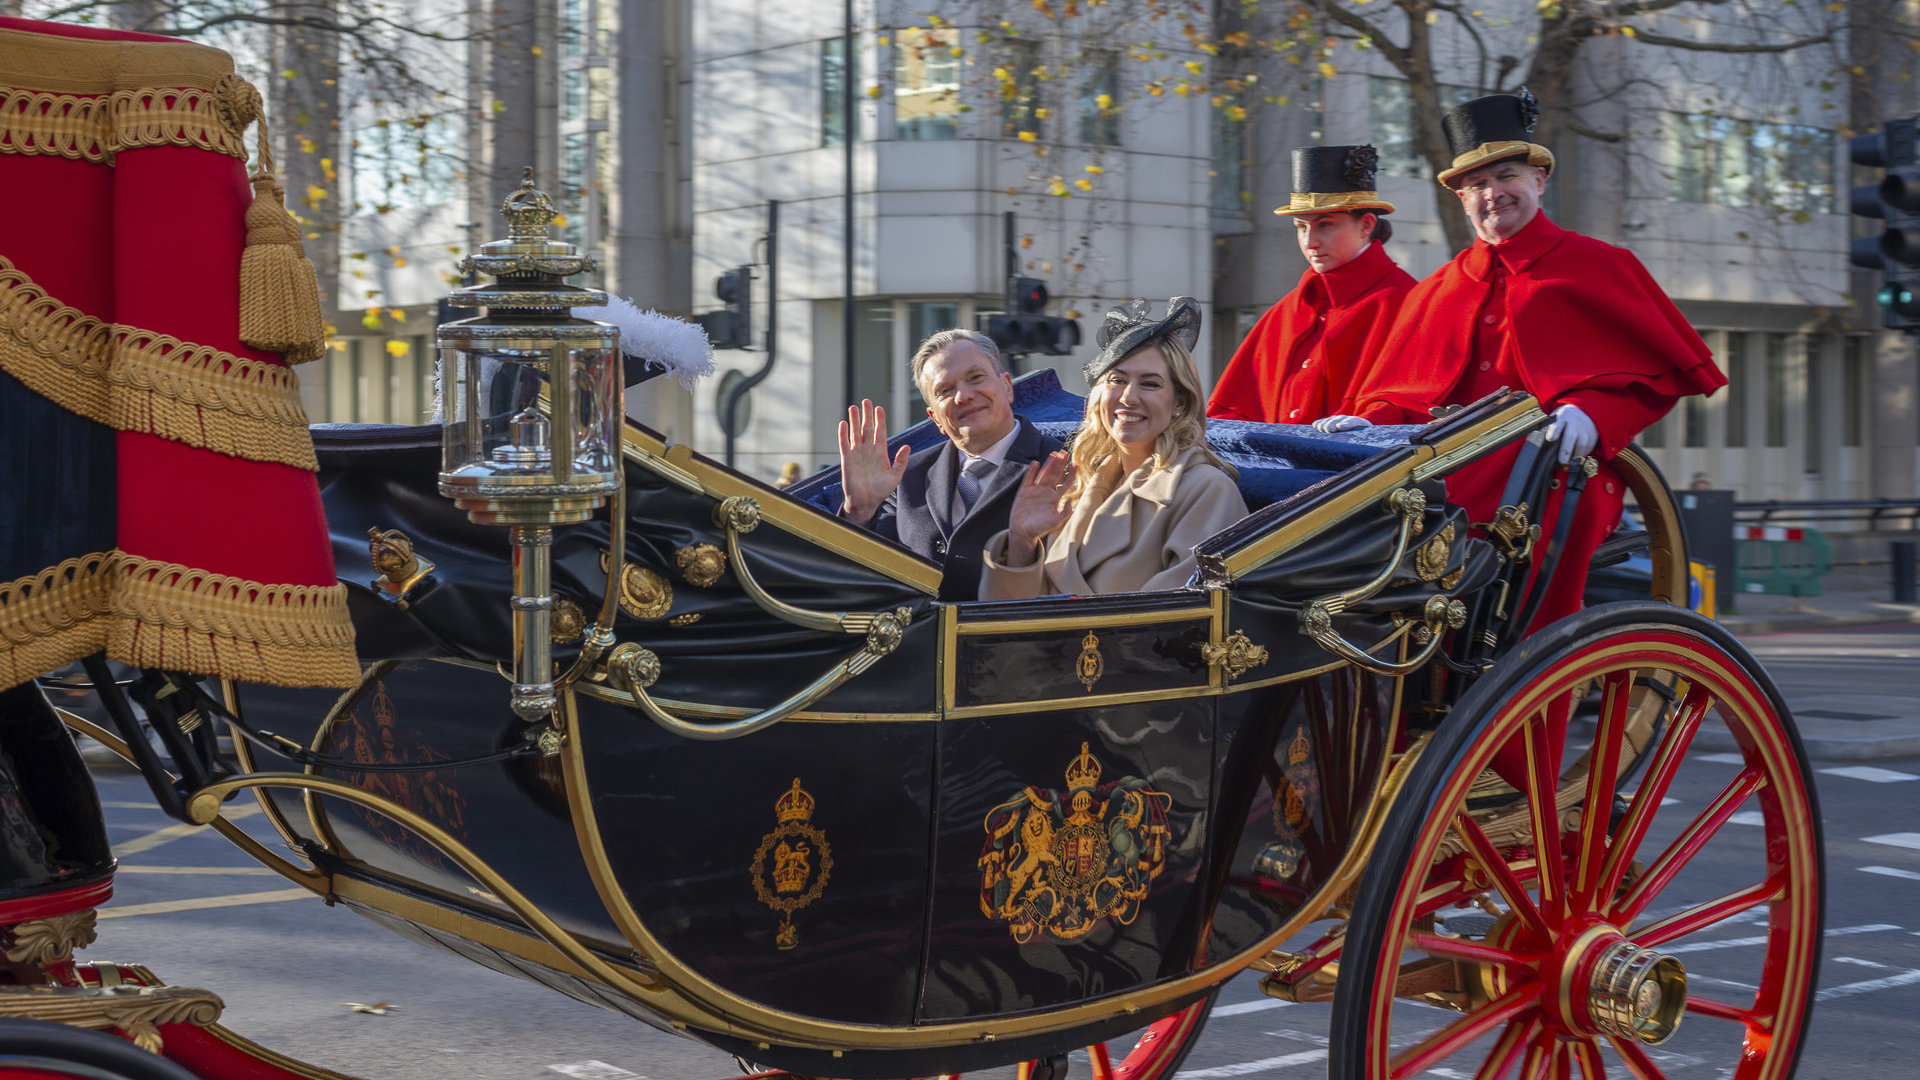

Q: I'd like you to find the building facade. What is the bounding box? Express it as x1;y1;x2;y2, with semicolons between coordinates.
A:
297;0;1917;504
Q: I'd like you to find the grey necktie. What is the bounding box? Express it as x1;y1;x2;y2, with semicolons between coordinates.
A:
957;457;996;511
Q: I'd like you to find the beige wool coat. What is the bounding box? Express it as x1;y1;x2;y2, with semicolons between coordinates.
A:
979;444;1248;601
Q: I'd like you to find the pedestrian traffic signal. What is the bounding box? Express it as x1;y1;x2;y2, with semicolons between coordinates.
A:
1851;116;1920;330
987;275;1081;357
698;265;753;349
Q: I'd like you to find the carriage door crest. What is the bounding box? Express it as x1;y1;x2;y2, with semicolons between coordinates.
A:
750;778;833;950
977;742;1172;944
1254;728;1318;882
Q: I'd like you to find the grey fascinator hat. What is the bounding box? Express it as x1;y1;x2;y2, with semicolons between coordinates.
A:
1085;296;1202;384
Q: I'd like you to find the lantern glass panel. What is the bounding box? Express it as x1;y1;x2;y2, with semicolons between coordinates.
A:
435;335;620;500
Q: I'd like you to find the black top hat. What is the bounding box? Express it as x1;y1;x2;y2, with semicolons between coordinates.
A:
1273;144;1395;217
1436;88;1555;187
1085;297;1201;384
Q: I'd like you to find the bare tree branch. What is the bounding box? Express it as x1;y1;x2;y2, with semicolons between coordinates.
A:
1623;27;1833;53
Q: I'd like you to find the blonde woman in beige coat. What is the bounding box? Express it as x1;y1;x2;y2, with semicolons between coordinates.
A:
981;297;1248;601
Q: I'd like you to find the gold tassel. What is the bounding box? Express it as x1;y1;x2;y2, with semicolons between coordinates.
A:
237;110;327;364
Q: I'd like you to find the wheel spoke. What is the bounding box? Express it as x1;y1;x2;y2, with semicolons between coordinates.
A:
1390;983;1536;1078
1569;1038;1606;1080
1574;670;1636;906
1606;1034;1671;1080
1614;766;1763;923
1593;683;1710;905
1520;713;1565;922
1472;1017;1538;1080
1452;810;1551;940
1088;1040;1114;1080
1630;873;1784;948
1409;930;1543;969
1518;1034;1555;1080
1685;993;1761;1025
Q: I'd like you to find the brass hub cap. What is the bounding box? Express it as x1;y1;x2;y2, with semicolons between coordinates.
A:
1560;926;1687;1045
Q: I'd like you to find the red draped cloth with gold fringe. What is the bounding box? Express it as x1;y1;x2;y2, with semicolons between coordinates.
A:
0;16;356;690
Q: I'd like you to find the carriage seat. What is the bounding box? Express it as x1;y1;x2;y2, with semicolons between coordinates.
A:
784;369;1422;514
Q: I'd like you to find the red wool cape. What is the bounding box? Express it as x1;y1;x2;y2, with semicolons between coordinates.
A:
1344;214;1725;633
1207;241;1416;425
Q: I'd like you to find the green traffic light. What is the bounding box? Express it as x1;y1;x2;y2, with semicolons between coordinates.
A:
1879;283;1915;309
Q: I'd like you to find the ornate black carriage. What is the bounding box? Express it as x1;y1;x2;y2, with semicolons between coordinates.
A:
0;29;1819;1073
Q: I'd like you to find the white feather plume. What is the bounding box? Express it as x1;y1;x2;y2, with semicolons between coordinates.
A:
573;295;715;388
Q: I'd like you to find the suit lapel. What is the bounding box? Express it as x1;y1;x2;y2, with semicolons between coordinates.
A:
925;443;960;539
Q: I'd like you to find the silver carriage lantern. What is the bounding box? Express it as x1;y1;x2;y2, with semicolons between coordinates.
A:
437;169;621;723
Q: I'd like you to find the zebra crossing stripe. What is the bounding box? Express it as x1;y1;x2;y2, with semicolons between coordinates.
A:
1816;969;1920;1001
1177;1049;1327;1078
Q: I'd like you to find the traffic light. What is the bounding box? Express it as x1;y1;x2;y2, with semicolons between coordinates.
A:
985;275;1082;357
1851;116;1920;330
698;265;753;349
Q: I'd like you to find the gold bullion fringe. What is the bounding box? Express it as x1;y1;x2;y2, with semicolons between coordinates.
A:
0;78;253;164
1;552;359;692
0;256;318;471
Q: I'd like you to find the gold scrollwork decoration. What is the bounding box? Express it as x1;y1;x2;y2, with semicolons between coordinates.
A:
0;981;224;1053
605;642;661;693
669;613;703;627
1415;521;1456;582
750;778;833;950
674;543;727;587
1076;631;1105;692
1201;630;1270;681
550;597;586;644
601;548;673;619
3;909;97;967
714;495;762;534
863;606;912;657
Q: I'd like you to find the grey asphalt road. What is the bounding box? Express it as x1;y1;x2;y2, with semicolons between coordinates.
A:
68;623;1920;1079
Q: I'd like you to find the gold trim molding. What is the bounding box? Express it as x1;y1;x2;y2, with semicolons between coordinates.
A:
0;82;252;164
1;550;359;692
1;255;318;470
0;24;239;96
0;980;224;1053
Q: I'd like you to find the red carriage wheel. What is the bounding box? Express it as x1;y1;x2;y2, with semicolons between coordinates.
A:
1327;603;1823;1079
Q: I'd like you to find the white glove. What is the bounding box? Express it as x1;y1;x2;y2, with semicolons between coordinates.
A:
1546;403;1598;464
1312;414;1373;434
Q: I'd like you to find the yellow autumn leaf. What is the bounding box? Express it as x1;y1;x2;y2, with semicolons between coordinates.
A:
867;84;882;98
1620;25;1637;37
1227;105;1247;122
305;185;327;204
994;66;1012;82
1095;93;1113;110
1018;130;1038;142
1074;178;1092;191
554;214;569;227
1048;179;1070;196
390;307;408;321
330;339;349;352
1174;84;1191;98
386;340;410;357
361;311;383;331
1318;62;1337;79
530;45;544;57
1035;107;1050;119
1184;60;1204;76
1085;164;1105;174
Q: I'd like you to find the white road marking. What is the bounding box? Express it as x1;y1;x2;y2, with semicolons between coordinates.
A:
1689;972;1759;991
115;865;279;876
98;888;314;919
1178;1049;1327;1078
1661;923;1898;955
1835;956;1892;969
1819;765;1920;783
1863;866;1920;882
111;804;260;856
546;1064;643;1080
1864;833;1920;850
1661;797;1682;806
1210;998;1292;1017
1728;810;1766;826
1816;969;1920;1002
1695;753;1747;764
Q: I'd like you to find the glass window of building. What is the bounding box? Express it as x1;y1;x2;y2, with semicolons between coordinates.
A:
1722;332;1748;448
823;37;863;146
1367;77;1473;179
1078;51;1120;147
895;27;961;140
1211;94;1250;213
350;113;462;213
1001;39;1043;140
852;299;895;406
1843;334;1867;448
1666;114;1833;216
1764;332;1789;448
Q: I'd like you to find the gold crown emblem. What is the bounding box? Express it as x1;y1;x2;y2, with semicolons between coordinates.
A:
371;682;396;725
1288;729;1311;767
774;777;815;823
773;848;810;893
501;168;559;238
1064;742;1102;790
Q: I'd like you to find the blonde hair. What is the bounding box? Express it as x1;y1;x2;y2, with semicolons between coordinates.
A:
1066;335;1235;504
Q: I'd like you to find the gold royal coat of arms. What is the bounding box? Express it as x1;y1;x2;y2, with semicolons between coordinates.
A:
977;742;1173;944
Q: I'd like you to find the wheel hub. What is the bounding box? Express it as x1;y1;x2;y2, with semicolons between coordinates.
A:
1561;927;1687;1045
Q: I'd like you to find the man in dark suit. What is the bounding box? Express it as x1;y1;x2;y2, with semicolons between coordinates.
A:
839;330;1062;601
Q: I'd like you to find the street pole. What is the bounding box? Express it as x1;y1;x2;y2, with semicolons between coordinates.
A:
723;200;779;470
842;0;856;409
